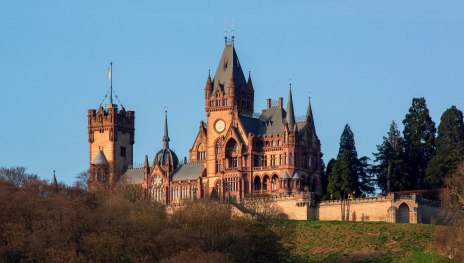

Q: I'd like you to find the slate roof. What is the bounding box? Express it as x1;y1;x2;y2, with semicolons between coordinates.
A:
121;167;144;184
171;163;204;182
211;43;247;97
91;150;108;165
239;107;287;135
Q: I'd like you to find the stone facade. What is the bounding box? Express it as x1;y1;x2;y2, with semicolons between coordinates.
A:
87;37;441;224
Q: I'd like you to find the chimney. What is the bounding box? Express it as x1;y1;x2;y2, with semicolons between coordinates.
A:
278;97;283;108
267;98;271;109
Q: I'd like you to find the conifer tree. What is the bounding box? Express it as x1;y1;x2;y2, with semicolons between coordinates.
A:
372;121;409;192
425;106;464;188
402;97;436;189
327;151;353;199
328;124;374;198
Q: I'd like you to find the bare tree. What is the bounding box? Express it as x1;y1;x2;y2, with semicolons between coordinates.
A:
0;166;38;188
74;169;90;190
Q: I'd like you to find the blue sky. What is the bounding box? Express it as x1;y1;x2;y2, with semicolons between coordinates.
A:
1;1;463;185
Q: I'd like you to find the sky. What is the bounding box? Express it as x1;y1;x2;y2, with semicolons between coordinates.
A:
1;1;463;185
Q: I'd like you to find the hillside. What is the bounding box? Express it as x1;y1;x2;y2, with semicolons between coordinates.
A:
269;220;450;263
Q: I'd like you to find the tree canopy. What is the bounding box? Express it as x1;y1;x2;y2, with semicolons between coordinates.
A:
425;106;464;188
402;97;436;189
372;121;409;192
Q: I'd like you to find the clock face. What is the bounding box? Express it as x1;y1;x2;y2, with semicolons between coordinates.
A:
215;119;226;133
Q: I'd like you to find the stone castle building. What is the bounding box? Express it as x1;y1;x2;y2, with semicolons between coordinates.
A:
88;37;322;202
87;36;441;223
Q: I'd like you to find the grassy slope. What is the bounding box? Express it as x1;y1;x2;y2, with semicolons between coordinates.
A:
269;220;451;263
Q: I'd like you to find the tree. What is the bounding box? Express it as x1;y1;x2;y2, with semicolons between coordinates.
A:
402;97;436;189
426;106;464;188
0;166;38;188
330;124;374;197
327;151;354;220
442;162;464;223
74;169;90;189
372;121;409;192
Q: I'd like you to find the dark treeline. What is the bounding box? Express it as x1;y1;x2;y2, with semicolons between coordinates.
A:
323;97;464;200
0;170;291;263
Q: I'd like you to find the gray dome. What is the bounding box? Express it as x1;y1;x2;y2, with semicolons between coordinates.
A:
92;150;108;165
280;171;291;179
155;148;179;169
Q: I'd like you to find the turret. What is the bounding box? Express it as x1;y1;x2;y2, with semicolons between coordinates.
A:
286;86;296;133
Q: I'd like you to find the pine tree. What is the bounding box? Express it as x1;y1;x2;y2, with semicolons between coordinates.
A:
328;124;374;197
327;151;354;199
372;121;409;192
402;97;436;189
425;106;464;188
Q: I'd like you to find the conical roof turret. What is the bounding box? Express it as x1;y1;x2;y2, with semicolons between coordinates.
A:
92;150;109;165
306;96;316;133
286;86;296;132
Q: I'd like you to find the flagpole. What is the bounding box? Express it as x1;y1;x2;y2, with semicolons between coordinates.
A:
110;62;113;105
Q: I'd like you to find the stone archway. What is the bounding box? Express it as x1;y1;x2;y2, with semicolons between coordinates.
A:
397;203;410;223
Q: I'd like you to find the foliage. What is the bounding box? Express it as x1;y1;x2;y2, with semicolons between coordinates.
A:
372;121;409;192
440;162;464;224
402;97;436;189
0;171;289;263
0;166;38;188
425;106;464;189
74;169;89;190
328;124;374;199
328;151;354;200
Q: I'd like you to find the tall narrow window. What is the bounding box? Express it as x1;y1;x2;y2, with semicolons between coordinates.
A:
289;153;293;165
120;146;126;157
216;161;221;172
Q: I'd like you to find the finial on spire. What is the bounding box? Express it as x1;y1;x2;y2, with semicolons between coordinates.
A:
163;108;170;149
224;21;228;44
289;77;292;90
109;62;113;105
231;18;235;44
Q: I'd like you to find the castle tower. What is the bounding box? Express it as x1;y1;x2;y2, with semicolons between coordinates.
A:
88;64;135;189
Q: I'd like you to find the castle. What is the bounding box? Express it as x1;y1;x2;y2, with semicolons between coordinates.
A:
87;36;442;223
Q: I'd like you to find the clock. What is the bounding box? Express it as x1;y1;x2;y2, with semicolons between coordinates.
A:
214;119;226;133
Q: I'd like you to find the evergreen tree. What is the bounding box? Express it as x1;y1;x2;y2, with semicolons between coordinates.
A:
402;97;436;189
372;121;409;192
324;158;336;196
328;124;374;197
425;106;464;188
327;152;354;199
319;160;328;197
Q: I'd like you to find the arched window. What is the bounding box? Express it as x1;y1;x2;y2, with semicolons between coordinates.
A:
226;139;239;169
271;176;277;191
254;176;261;191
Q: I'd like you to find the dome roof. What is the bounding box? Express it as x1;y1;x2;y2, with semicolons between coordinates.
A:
292;172;302;180
280;171;291;179
154;148;179;169
91;150;108;165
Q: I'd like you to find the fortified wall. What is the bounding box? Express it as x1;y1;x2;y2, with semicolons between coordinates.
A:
260;192;443;224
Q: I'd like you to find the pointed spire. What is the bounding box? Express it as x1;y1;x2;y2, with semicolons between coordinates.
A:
163;110;170;149
286;84;295;132
247;71;253;90
144;155;149;167
306;96;315;130
52;170;57;186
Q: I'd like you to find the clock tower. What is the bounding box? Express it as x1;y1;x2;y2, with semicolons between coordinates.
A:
203;36;254;194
